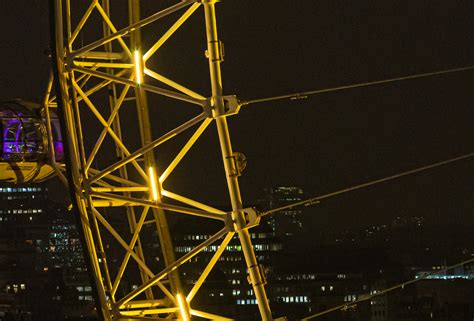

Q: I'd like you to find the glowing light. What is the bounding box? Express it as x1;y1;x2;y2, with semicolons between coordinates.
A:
148;167;159;201
176;293;189;321
134;50;142;84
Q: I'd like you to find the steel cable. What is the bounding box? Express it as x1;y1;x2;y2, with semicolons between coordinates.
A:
241;66;474;107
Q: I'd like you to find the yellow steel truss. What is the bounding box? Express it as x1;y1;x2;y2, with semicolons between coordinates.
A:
50;0;273;320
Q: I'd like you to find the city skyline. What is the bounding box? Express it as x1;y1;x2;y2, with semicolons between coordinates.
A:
0;183;472;320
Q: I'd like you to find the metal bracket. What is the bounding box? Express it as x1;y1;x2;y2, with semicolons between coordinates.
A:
247;263;267;286
204;95;240;118
225;207;261;232
204;40;224;62
225;152;246;177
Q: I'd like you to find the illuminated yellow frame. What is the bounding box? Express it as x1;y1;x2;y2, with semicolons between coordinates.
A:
49;0;273;320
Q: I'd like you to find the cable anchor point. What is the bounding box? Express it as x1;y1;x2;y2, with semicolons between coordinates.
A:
204;95;240;118
225;207;261;232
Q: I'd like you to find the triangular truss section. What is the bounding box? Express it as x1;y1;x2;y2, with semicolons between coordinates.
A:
51;0;273;320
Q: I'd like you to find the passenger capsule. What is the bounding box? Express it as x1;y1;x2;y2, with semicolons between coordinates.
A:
0;100;63;183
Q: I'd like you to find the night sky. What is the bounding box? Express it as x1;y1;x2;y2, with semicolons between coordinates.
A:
0;1;472;229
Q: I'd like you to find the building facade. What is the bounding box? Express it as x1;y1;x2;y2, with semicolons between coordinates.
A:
0;184;94;321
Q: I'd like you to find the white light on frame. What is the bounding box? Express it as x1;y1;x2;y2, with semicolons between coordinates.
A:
135;50;142;84
148;167;159;201
176;293;189;321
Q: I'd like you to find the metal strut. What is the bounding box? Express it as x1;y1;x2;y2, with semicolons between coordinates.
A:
127;0;184;303
202;0;273;320
52;0;274;319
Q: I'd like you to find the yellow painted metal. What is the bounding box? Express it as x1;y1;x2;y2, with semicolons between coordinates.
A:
0;162;57;184
52;1;111;318
95;1;133;58
116;228;228;309
202;0;273;319
75;51;126;60
177;293;190;321
91;191;226;220
72;81;148;180
161;189;226;215
120;307;179;316
143;2;201;61
69;0;97;46
42;71;68;185
110;207;153;298
134;50;143;84
159;118;212;183
144;68;205;100
92;187;149;193
75;69;129;104
71;1;194;59
52;0;274;319
73;65;205;105
73;61;134;69
148;167;159;201
190;310;234;321
128;0;184;306
88;168;143;187
120;300;170;309
92;208;155;278
187;232;235;302
88;113;205;184
84;85;131;172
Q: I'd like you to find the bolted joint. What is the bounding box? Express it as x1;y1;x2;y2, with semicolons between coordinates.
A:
225;207;261;232
204;95;240;118
110;304;120;320
247;263;267;286
242;207;260;229
82;180;92;197
225;152;247;177
65;54;75;72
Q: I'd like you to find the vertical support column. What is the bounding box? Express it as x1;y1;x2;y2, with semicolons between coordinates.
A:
202;1;273;320
128;0;183;298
